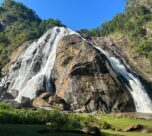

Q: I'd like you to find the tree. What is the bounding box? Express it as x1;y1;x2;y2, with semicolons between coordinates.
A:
2;0;15;8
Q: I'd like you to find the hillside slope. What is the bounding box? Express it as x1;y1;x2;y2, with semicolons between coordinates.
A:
0;0;64;72
79;0;152;81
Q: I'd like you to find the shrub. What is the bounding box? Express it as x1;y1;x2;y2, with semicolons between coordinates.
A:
0;102;11;110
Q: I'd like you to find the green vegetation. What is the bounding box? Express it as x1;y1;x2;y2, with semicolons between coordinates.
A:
0;0;64;69
79;0;152;70
0;102;152;136
0;102;103;128
0;1;152;136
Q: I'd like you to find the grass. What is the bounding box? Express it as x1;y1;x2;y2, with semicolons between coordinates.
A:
0;102;152;136
96;113;152;129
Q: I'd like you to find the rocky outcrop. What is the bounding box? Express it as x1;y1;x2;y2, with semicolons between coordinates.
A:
93;36;152;100
123;124;144;132
1;42;29;76
20;96;32;108
32;93;70;110
1;92;14;100
33;97;51;107
54;34;135;113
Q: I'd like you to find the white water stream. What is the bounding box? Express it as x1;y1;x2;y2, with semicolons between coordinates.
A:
95;46;152;113
5;27;75;101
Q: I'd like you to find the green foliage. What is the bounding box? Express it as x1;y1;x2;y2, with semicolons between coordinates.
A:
0;106;101;129
0;102;11;109
134;40;152;56
0;33;9;45
0;104;152;136
83;1;152;70
78;28;101;38
99;5;151;37
40;19;65;34
0;0;64;69
0;102;152;136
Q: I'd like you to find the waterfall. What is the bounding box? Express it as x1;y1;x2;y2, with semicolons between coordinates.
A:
1;26;152;113
95;46;152;113
5;27;75;101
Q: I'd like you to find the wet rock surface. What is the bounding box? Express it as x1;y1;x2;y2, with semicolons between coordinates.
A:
54;34;135;113
20;96;32;108
1;92;14;100
93;37;152;100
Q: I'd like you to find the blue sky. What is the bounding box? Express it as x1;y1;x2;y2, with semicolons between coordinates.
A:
0;0;126;30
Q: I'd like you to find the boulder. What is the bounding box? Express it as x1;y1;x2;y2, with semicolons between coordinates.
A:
39;92;51;99
21;96;32;108
11;89;19;98
123;124;144;132
32;97;50;107
74;106;87;113
48;95;70;110
142;128;152;133
32;94;70;110
48;96;54;104
82;126;101;136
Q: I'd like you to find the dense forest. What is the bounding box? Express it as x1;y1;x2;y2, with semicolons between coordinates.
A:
0;0;64;70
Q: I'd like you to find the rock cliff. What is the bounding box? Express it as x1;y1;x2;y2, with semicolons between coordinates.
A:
54;34;135;112
1;27;152;113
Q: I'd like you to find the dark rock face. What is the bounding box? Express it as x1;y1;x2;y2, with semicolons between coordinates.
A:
93;37;152;100
1;92;14;100
0;87;3;97
54;34;135;113
20;96;32;108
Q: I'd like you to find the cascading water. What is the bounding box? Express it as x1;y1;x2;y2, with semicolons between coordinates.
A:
1;26;152;113
95;46;152;113
4;27;75;101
